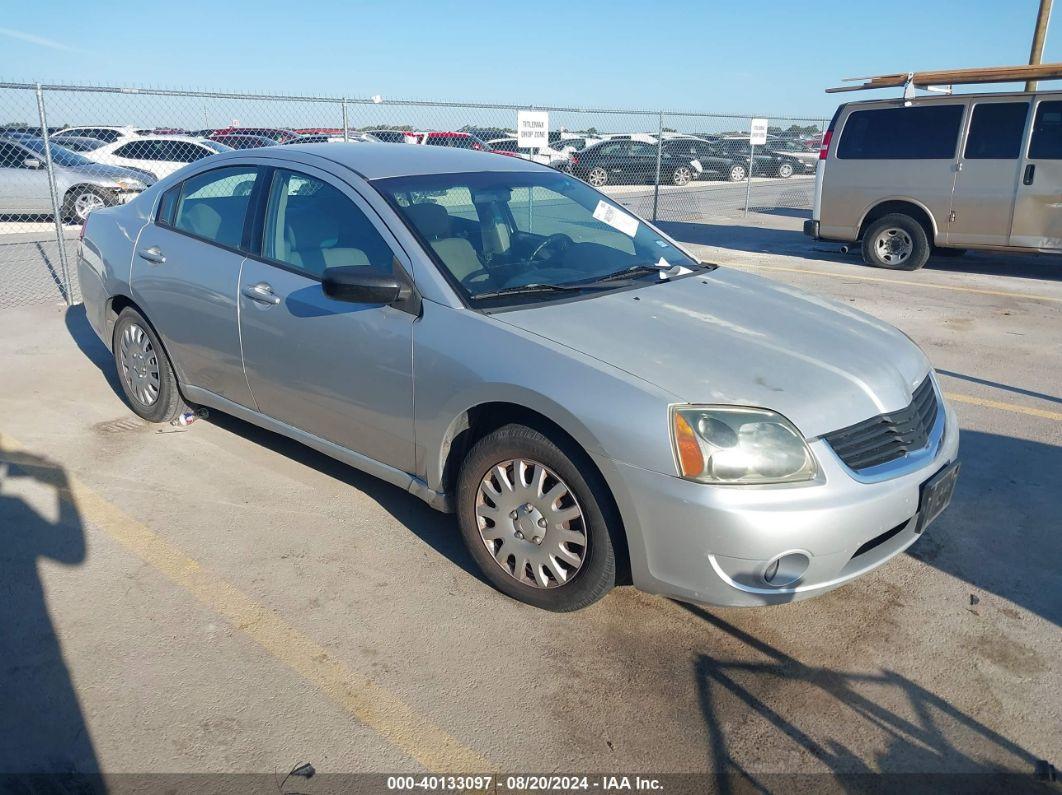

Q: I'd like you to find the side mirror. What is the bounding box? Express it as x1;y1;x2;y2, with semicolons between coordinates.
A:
322;267;405;305
23;157;42;169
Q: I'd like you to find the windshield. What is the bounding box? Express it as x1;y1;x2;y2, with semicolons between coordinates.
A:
374;170;698;306
200;140;234;153
17;138;98;167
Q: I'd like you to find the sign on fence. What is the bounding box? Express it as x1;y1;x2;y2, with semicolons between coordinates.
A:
750;118;769;146
517;110;549;150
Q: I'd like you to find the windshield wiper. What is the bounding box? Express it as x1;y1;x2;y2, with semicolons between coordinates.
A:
473;282;613;301
586;263;670;284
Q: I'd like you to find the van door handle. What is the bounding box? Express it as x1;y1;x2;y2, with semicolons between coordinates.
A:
1024;164;1036;185
137;246;166;264
242;282;280;306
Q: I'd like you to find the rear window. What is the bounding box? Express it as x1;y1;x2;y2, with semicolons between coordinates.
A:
965;102;1029;159
837;105;964;159
1029;101;1062;159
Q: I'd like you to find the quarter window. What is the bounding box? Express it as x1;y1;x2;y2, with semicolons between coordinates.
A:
262;169;394;279
171;166;258;249
837;105;964;159
1029;101;1062;159
965;103;1029;159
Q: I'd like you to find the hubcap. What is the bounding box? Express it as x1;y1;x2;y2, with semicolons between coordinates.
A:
874;228;913;265
118;323;161;406
74;191;105;220
475;459;587;589
731;166;746;181
779;164;793;177
588;168;607;186
675;168;691;185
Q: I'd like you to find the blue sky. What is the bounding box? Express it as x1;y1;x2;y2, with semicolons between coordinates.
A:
1;0;1057;120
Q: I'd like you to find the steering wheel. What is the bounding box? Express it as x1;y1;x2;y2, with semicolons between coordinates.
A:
529;233;574;264
460;268;493;289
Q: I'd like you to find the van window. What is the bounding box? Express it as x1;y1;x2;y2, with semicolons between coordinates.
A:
837;105;964;159
965;103;1029;159
1029;101;1062;159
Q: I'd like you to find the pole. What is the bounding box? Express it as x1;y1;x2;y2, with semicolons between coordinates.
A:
743;142;755;217
1027;0;1053;91
342;98;349;142
35;83;73;306
652;111;663;222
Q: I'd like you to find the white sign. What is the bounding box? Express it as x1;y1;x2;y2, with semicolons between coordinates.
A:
517;110;549;150
750;118;769;146
593;200;639;238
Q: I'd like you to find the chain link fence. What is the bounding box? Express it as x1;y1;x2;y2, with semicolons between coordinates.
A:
0;81;825;309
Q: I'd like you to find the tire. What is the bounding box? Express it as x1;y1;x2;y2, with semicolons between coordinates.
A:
112;307;188;423
777;162;795;179
586;166;608;187
728;164;747;182
671;166;693;186
456;423;617;612
933;247;967;258
62;186;110;223
861;213;931;271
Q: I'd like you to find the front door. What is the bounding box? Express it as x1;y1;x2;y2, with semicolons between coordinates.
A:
0;142;52;213
946;99;1029;246
1011;98;1062;249
238;166;415;473
132;164;261;407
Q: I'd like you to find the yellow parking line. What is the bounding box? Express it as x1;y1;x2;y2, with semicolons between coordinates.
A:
943;392;1062;422
731;262;1062;304
0;432;490;774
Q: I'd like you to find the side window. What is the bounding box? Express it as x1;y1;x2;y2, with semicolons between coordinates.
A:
597;142;621;156
262;169;394;279
426;135;447;147
172;166;258;249
1029;101;1062;160
965;103;1029;159
99;130;122;143
0;143;28;168
837;105;964;159
166;141;209;162
630;142;656;157
157;184;181;225
114;140;161;160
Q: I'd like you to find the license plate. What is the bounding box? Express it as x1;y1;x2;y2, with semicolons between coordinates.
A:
916;461;960;533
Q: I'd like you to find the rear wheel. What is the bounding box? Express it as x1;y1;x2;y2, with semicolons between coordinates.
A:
777;162;795;179
861;213;930;271
586;166;608;187
671;166;693;186
456;423;617;611
63;186;110;223
728;164;747;182
112;308;187;423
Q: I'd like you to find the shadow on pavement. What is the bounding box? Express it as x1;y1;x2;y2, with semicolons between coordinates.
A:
682;603;1051;792
936;369;1062;406
64;303;122;395
0;442;100;782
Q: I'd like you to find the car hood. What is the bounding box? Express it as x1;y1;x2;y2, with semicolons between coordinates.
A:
492;268;931;439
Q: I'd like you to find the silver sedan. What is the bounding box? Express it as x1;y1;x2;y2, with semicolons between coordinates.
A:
77;143;959;611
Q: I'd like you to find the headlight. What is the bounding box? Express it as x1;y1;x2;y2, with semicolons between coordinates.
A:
115;177;146;191
671;406;817;484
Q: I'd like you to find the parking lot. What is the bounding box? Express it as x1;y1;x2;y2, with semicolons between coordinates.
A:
1;210;1058;790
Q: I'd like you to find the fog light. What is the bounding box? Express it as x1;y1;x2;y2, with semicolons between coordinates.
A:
763;552;810;587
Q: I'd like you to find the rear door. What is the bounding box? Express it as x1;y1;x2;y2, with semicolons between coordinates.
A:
947;98;1029;246
1011;98;1062;249
0;142;52;212
237;165;416;472
132;164;261;406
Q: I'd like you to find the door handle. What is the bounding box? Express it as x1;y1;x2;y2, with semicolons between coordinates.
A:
241;282;280;306
137;246;166;264
1024;164;1036;185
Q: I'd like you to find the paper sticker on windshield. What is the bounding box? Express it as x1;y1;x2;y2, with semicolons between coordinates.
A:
593;200;639;238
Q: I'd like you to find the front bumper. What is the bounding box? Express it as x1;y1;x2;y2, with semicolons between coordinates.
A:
597;400;960;607
803;219;820;238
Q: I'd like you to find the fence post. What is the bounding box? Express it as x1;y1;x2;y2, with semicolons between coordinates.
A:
342;98;349;142
652;110;663;222
35;83;73;306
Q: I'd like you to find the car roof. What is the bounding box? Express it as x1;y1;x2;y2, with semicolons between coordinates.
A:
246;141;551;180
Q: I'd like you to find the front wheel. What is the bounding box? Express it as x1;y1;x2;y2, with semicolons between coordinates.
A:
586;166;608;187
861;213;931;271
777;162;795;179
456;424;617;611
728;164;747;182
112;308;188;423
671;166;693;186
63;186;111;222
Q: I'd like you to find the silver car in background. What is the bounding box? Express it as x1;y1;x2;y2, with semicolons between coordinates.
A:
77;143;959;612
0;136;155;221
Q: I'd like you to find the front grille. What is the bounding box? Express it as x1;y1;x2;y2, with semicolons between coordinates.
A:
824;377;939;471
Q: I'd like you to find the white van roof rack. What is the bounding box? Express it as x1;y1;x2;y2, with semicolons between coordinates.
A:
826;63;1062;97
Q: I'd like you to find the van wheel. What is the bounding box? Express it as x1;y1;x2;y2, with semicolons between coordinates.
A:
861;214;930;271
112;308;188;423
456;423;617;612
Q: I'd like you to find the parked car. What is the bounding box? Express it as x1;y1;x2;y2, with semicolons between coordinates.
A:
48;135;107;153
568;139;663;186
715;137;807;178
661;139;755;182
56;125;141;143
768;139;820;171
414;131;491;150
486;137;571;168
77;144;958;611
807;90;1059;270
83;136;232;180
283;132;379;144
365;130;417;144
208;127;300;143
208;134;279;150
0;136;154;221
